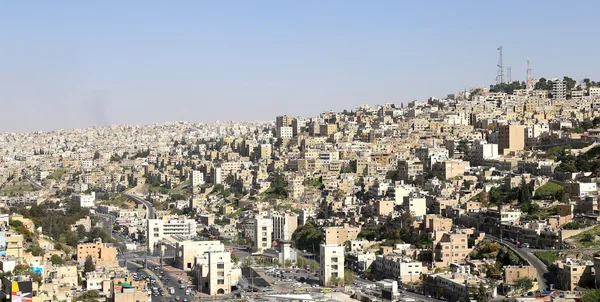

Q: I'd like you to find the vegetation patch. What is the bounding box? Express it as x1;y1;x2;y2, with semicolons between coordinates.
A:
533;182;564;200
570;226;600;248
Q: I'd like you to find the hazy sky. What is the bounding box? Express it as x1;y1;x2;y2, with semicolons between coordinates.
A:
1;1;599;132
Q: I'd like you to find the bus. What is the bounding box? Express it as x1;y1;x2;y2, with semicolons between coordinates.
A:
320;288;333;293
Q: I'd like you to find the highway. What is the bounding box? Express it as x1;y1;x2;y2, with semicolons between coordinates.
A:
124;193;156;219
485;234;550;290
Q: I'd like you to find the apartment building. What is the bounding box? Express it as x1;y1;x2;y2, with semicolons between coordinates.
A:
324;223;362;245
320;244;345;287
147;217;197;253
272;212;298;241
556;258;594;290
196;250;241;295
504;266;538;292
373;254;423;285
254;217;273;252
191;170;205;187
72;192;96;208
433;231;474;267
498;125;525;155
170;240;225;272
76;238;118;267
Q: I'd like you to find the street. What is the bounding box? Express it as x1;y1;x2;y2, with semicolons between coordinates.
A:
485;234;550;290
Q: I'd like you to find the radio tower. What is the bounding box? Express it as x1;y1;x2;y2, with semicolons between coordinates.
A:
526;58;533;90
507;67;512;83
496;46;504;85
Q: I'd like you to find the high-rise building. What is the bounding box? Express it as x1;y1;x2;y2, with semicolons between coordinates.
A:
320;244;345;286
191;170;204;187
254;217;273;252
276;115;294;128
498;125;525;155
272;212;298;241
258;144;272;159
212;167;222;185
553;80;566;101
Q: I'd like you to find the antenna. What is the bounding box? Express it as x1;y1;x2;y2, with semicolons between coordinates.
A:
507;67;512;83
526;59;533;90
496;46;504;85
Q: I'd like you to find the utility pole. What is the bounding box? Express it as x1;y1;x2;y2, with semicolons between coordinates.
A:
507;66;512;83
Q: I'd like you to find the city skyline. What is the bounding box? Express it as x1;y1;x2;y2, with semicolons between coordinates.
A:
2;1;600;132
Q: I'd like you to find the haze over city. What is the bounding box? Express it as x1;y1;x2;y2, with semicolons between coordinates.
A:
2;1;600;132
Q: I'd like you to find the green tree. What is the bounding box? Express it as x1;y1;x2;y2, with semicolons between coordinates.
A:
231;254;239;264
27;245;44;257
291;222;323;253
84;255;95;273
514;277;534;293
329;275;342;287
344;269;355;284
50;254;65;265
241;257;254;268
456;139;469;155
284;259;293;268
518;178;532;204
581;289;600;302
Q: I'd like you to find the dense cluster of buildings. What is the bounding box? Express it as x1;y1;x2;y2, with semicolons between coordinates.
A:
1;78;600;301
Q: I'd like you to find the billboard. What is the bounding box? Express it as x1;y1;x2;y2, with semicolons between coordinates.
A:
0;233;6;257
11;281;33;302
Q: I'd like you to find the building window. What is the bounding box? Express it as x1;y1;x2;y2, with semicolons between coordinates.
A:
217;263;225;269
217;279;225;284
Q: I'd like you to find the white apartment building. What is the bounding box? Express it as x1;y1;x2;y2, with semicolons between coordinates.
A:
320;244;345;287
72;192;96;208
277;126;294;139
147;218;197;253
405;195;426;218
254;217;273;252
197;250;241;295
469;141;499;166
272;212;298;241
191;170;205;187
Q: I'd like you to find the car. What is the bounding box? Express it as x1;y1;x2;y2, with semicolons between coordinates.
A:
180;284;185;289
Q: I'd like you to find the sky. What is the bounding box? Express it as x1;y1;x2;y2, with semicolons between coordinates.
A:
1;1;599;132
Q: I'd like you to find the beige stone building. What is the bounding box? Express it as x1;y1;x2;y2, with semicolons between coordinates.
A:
76;238;118;267
556;259;594;290
324;223;362;245
498;124;525;155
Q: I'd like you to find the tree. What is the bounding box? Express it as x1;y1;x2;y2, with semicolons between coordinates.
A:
231;254;239;265
77;289;100;302
241;257;254;268
400;211;415;243
291;222;323;253
582;289;600;302
344;269;355;284
50;254;65;265
284;259;293;268
27;245;44;257
84;255;96;273
329;275;342;287
456;139;469;156
514;277;534;294
518;178;532;204
93;151;100;160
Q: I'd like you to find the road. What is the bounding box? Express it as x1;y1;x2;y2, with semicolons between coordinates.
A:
26;177;44;190
486;234;550;290
124;193;156;219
